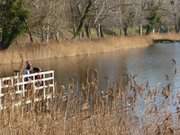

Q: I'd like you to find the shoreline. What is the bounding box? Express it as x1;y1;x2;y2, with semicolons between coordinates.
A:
0;33;180;65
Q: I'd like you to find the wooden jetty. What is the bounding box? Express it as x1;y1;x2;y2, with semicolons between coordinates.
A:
0;70;55;110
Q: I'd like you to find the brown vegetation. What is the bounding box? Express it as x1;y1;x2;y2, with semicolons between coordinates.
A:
0;70;180;135
0;33;180;65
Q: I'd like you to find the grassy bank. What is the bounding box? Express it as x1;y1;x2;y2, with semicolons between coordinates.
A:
0;33;180;65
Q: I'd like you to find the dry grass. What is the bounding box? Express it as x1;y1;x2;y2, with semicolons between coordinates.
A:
0;69;180;135
0;33;180;65
0;37;150;64
0;33;160;64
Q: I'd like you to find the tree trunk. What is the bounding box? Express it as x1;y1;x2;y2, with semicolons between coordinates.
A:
41;26;45;42
99;24;104;38
84;24;90;38
80;31;85;39
73;0;92;38
139;24;143;36
96;24;104;38
0;29;2;42
96;26;100;37
167;26;169;33
73;25;76;38
178;18;180;33
24;20;33;43
28;31;33;43
55;32;60;41
175;24;178;33
174;14;179;33
146;25;151;35
46;24;50;43
119;29;121;36
0;41;6;49
123;27;128;36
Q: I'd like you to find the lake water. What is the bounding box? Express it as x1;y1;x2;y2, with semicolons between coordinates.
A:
1;42;180;88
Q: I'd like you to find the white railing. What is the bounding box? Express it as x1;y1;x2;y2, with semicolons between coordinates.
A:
0;70;55;110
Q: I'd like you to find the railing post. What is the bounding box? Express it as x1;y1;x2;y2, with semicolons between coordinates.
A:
22;76;25;97
43;73;46;99
52;71;55;96
0;70;55;109
17;73;20;92
33;74;36;96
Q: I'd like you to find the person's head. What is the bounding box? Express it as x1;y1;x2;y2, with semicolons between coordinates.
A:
26;61;30;65
25;61;32;70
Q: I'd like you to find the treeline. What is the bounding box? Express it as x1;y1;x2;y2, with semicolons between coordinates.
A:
0;0;180;49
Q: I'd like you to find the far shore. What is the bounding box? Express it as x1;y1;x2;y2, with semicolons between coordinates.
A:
0;33;180;65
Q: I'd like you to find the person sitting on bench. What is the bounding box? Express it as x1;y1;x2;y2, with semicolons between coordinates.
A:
24;61;32;75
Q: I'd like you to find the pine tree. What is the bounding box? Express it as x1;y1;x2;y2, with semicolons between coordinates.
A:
0;0;28;49
145;4;162;34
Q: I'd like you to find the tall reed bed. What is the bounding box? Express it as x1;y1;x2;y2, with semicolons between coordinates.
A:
2;33;180;65
0;69;180;135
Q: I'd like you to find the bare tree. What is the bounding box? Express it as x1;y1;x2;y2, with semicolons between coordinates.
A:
22;0;180;42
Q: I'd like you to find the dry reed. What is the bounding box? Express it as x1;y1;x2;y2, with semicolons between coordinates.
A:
1;33;180;65
0;69;180;135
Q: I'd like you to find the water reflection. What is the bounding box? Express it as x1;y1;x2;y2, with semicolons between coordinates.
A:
0;42;180;89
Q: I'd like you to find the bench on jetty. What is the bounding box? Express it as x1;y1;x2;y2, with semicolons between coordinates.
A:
0;70;55;110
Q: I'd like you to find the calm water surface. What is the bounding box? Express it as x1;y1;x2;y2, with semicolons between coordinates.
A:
1;42;180;88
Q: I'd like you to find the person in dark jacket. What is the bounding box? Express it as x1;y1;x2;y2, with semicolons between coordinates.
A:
24;61;32;75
